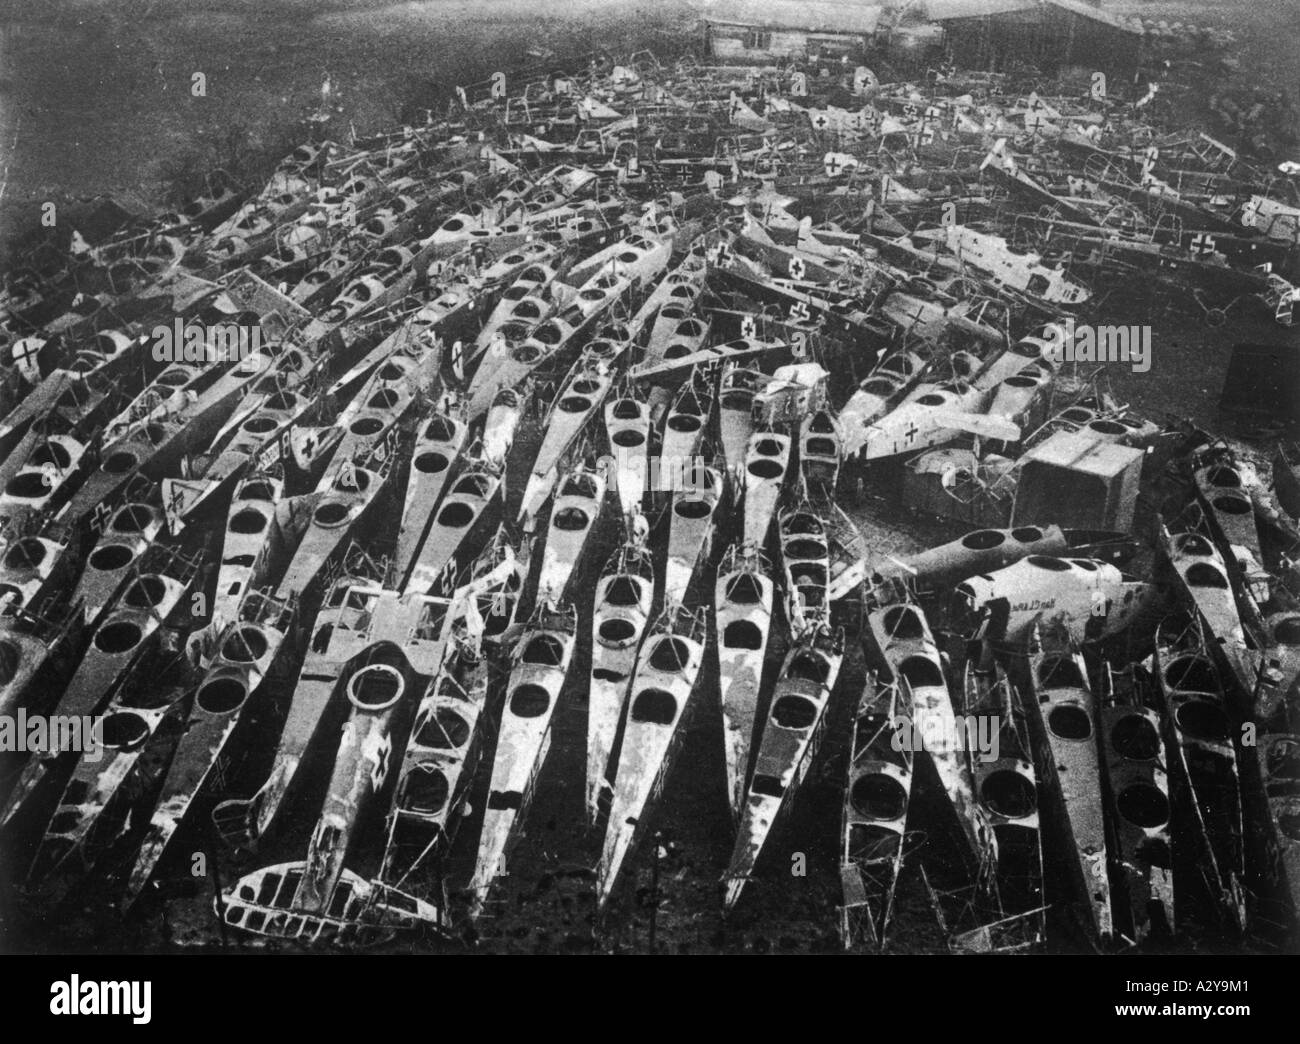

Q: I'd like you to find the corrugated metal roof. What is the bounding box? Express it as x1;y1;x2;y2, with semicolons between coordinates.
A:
921;0;1036;20
1044;0;1141;34
701;0;883;33
923;0;1141;34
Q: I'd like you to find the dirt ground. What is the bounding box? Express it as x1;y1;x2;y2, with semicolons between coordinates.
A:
1;1;1298;954
0;1;693;250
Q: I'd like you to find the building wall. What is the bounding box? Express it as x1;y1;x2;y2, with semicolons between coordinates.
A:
707;23;866;62
942;11;1042;71
706;10;1138;73
941;10;1140;77
1042;6;1140;76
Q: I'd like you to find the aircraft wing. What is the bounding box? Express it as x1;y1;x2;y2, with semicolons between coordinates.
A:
928;410;1021;442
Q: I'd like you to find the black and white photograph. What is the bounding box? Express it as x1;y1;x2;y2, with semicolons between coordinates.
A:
0;0;1295;988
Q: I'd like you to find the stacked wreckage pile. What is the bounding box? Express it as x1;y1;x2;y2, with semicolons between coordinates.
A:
0;49;1298;954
